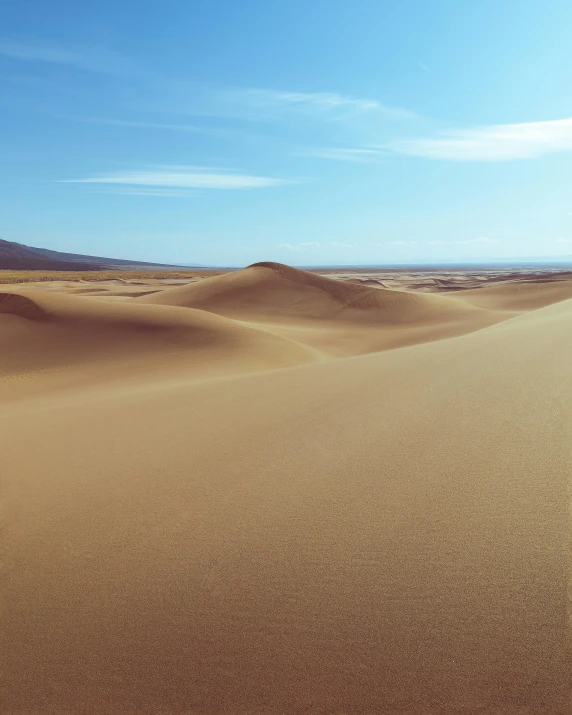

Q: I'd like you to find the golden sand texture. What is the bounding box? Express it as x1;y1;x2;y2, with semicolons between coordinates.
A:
2;262;572;712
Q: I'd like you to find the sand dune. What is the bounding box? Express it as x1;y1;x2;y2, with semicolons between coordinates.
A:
2;264;572;712
452;277;572;311
136;261;475;323
0;287;319;399
135;261;509;358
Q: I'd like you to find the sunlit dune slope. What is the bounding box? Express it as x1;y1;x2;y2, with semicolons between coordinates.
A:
2;294;572;712
452;277;572;311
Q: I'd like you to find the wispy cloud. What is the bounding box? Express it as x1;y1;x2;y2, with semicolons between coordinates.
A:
384;239;495;247
389;118;572;161
95;187;198;198
57;115;216;135
301;147;386;163
556;237;572;244
417;61;432;73
277;242;320;250
218;88;416;121
277;241;356;250
0;37;143;78
60;166;290;191
427;237;498;245
312;117;572;163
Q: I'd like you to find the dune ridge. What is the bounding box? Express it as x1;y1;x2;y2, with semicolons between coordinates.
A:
2;263;572;712
0;287;321;398
0;290;49;320
136;261;478;322
452;277;572;311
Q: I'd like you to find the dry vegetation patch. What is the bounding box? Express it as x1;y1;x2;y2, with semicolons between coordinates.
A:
0;269;226;284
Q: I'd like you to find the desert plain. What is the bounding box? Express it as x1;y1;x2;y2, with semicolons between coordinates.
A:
2;261;572;712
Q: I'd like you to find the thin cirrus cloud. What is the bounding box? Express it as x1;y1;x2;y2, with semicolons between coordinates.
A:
277;242;320;250
57;115;217;135
427;237;497;245
60;166;290;191
96;187;198;198
277;241;356;250
218;88;417;121
301;148;387;163
389;118;572;161
387;238;496;246
310;118;572;163
0;36;144;78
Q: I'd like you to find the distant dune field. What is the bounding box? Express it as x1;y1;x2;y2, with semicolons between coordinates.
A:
2;262;572;712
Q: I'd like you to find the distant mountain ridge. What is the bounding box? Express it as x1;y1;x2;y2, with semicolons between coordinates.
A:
0;238;194;271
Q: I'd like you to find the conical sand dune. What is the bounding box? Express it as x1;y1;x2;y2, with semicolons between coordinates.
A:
136;262;511;357
136;261;487;324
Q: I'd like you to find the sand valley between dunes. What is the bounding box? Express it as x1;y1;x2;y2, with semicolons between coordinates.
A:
2;261;572;713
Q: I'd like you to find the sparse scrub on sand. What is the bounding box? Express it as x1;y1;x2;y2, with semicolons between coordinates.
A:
0;269;223;283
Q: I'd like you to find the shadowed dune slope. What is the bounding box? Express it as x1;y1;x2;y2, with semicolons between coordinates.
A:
1;297;572;712
0;289;319;383
136;261;491;325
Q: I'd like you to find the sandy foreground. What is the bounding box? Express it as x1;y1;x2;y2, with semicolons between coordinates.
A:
2;261;572;713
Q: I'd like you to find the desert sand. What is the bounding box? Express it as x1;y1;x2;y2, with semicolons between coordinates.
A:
2;261;572;713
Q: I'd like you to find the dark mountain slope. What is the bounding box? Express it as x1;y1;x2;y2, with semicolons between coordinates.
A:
0;238;194;271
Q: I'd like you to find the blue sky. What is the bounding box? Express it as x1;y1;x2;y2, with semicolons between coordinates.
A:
2;0;572;266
